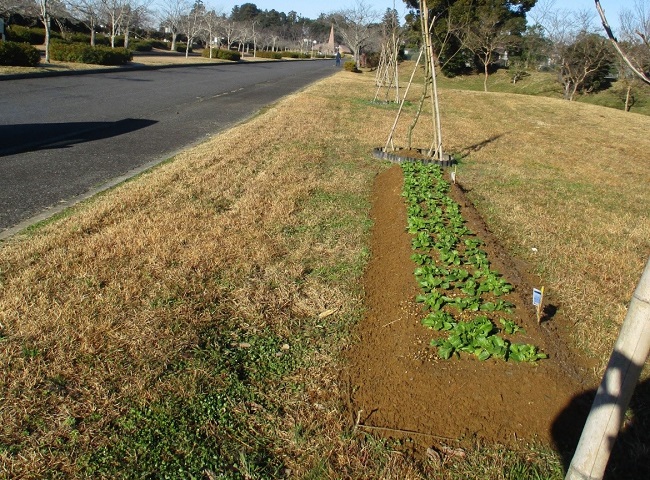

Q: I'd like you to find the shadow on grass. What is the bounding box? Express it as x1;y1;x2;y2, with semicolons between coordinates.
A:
458;133;507;160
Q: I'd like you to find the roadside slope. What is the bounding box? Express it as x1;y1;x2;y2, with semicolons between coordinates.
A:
0;71;648;479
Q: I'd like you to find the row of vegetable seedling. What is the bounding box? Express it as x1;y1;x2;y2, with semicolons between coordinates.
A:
402;162;546;362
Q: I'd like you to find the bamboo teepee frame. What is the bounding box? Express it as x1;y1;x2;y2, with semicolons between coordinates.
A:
384;0;444;161
374;25;401;103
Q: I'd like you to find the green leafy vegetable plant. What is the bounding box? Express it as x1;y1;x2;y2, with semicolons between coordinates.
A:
402;162;545;363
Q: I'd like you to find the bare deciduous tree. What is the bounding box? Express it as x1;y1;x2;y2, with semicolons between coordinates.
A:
0;0;19;13
179;0;205;57
202;7;223;57
99;0;128;48
158;0;185;52
220;19;239;49
333;0;378;65
559;31;614;100
120;0;148;49
248;18;258;56
531;2;614;100
66;0;101;45
38;0;53;61
35;0;69;60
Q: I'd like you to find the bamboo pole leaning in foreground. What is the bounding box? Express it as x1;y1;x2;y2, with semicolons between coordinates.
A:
566;257;650;480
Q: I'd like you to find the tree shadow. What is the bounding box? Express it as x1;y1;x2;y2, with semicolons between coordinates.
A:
552;350;650;479
457;133;507;160
0;118;157;157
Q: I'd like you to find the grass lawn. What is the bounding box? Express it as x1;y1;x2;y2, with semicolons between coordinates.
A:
434;68;650;116
1;66;648;478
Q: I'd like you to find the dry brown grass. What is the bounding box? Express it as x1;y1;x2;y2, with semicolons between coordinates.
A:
0;73;390;477
1;65;648;477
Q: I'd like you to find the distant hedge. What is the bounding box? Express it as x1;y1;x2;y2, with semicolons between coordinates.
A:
254;51;282;59
7;26;46;44
50;42;132;65
0;41;41;67
148;40;169;50
280;51;310;59
201;49;241;61
129;40;153;52
175;43;192;53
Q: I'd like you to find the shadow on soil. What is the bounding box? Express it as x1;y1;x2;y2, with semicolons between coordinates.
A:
552;350;650;479
0;118;157;157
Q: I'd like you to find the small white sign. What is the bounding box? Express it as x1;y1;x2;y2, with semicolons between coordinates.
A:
532;288;543;306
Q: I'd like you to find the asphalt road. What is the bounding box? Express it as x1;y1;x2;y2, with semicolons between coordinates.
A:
0;60;339;237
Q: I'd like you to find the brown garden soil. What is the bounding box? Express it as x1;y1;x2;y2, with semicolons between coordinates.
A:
345;164;599;456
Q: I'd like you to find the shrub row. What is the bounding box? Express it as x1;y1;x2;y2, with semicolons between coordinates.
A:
6;25;50;44
280;51;310;59
66;35;156;51
50;42;132;65
6;27;165;51
147;40;169;50
254;51;282;59
129;40;153;52
201;48;241;61
0;41;41;67
175;42;193;53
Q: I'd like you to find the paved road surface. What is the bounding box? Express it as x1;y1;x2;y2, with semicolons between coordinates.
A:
0;60;339;237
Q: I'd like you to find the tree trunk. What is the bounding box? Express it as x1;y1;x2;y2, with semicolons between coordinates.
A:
562;79;572;100
110;24;116;48
185;37;191;58
90;19;96;47
124;24;130;49
484;62;489;92
171;32;177;52
625;85;632;112
44;14;51;63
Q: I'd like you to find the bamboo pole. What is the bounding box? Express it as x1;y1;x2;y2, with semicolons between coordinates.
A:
565;257;650;480
595;0;650;86
430;32;443;160
384;49;424;152
393;30;400;103
421;4;436;156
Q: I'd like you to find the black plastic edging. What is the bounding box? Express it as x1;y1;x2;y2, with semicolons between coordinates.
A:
372;147;455;167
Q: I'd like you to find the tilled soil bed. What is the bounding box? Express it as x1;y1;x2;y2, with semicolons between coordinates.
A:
345;164;598;456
